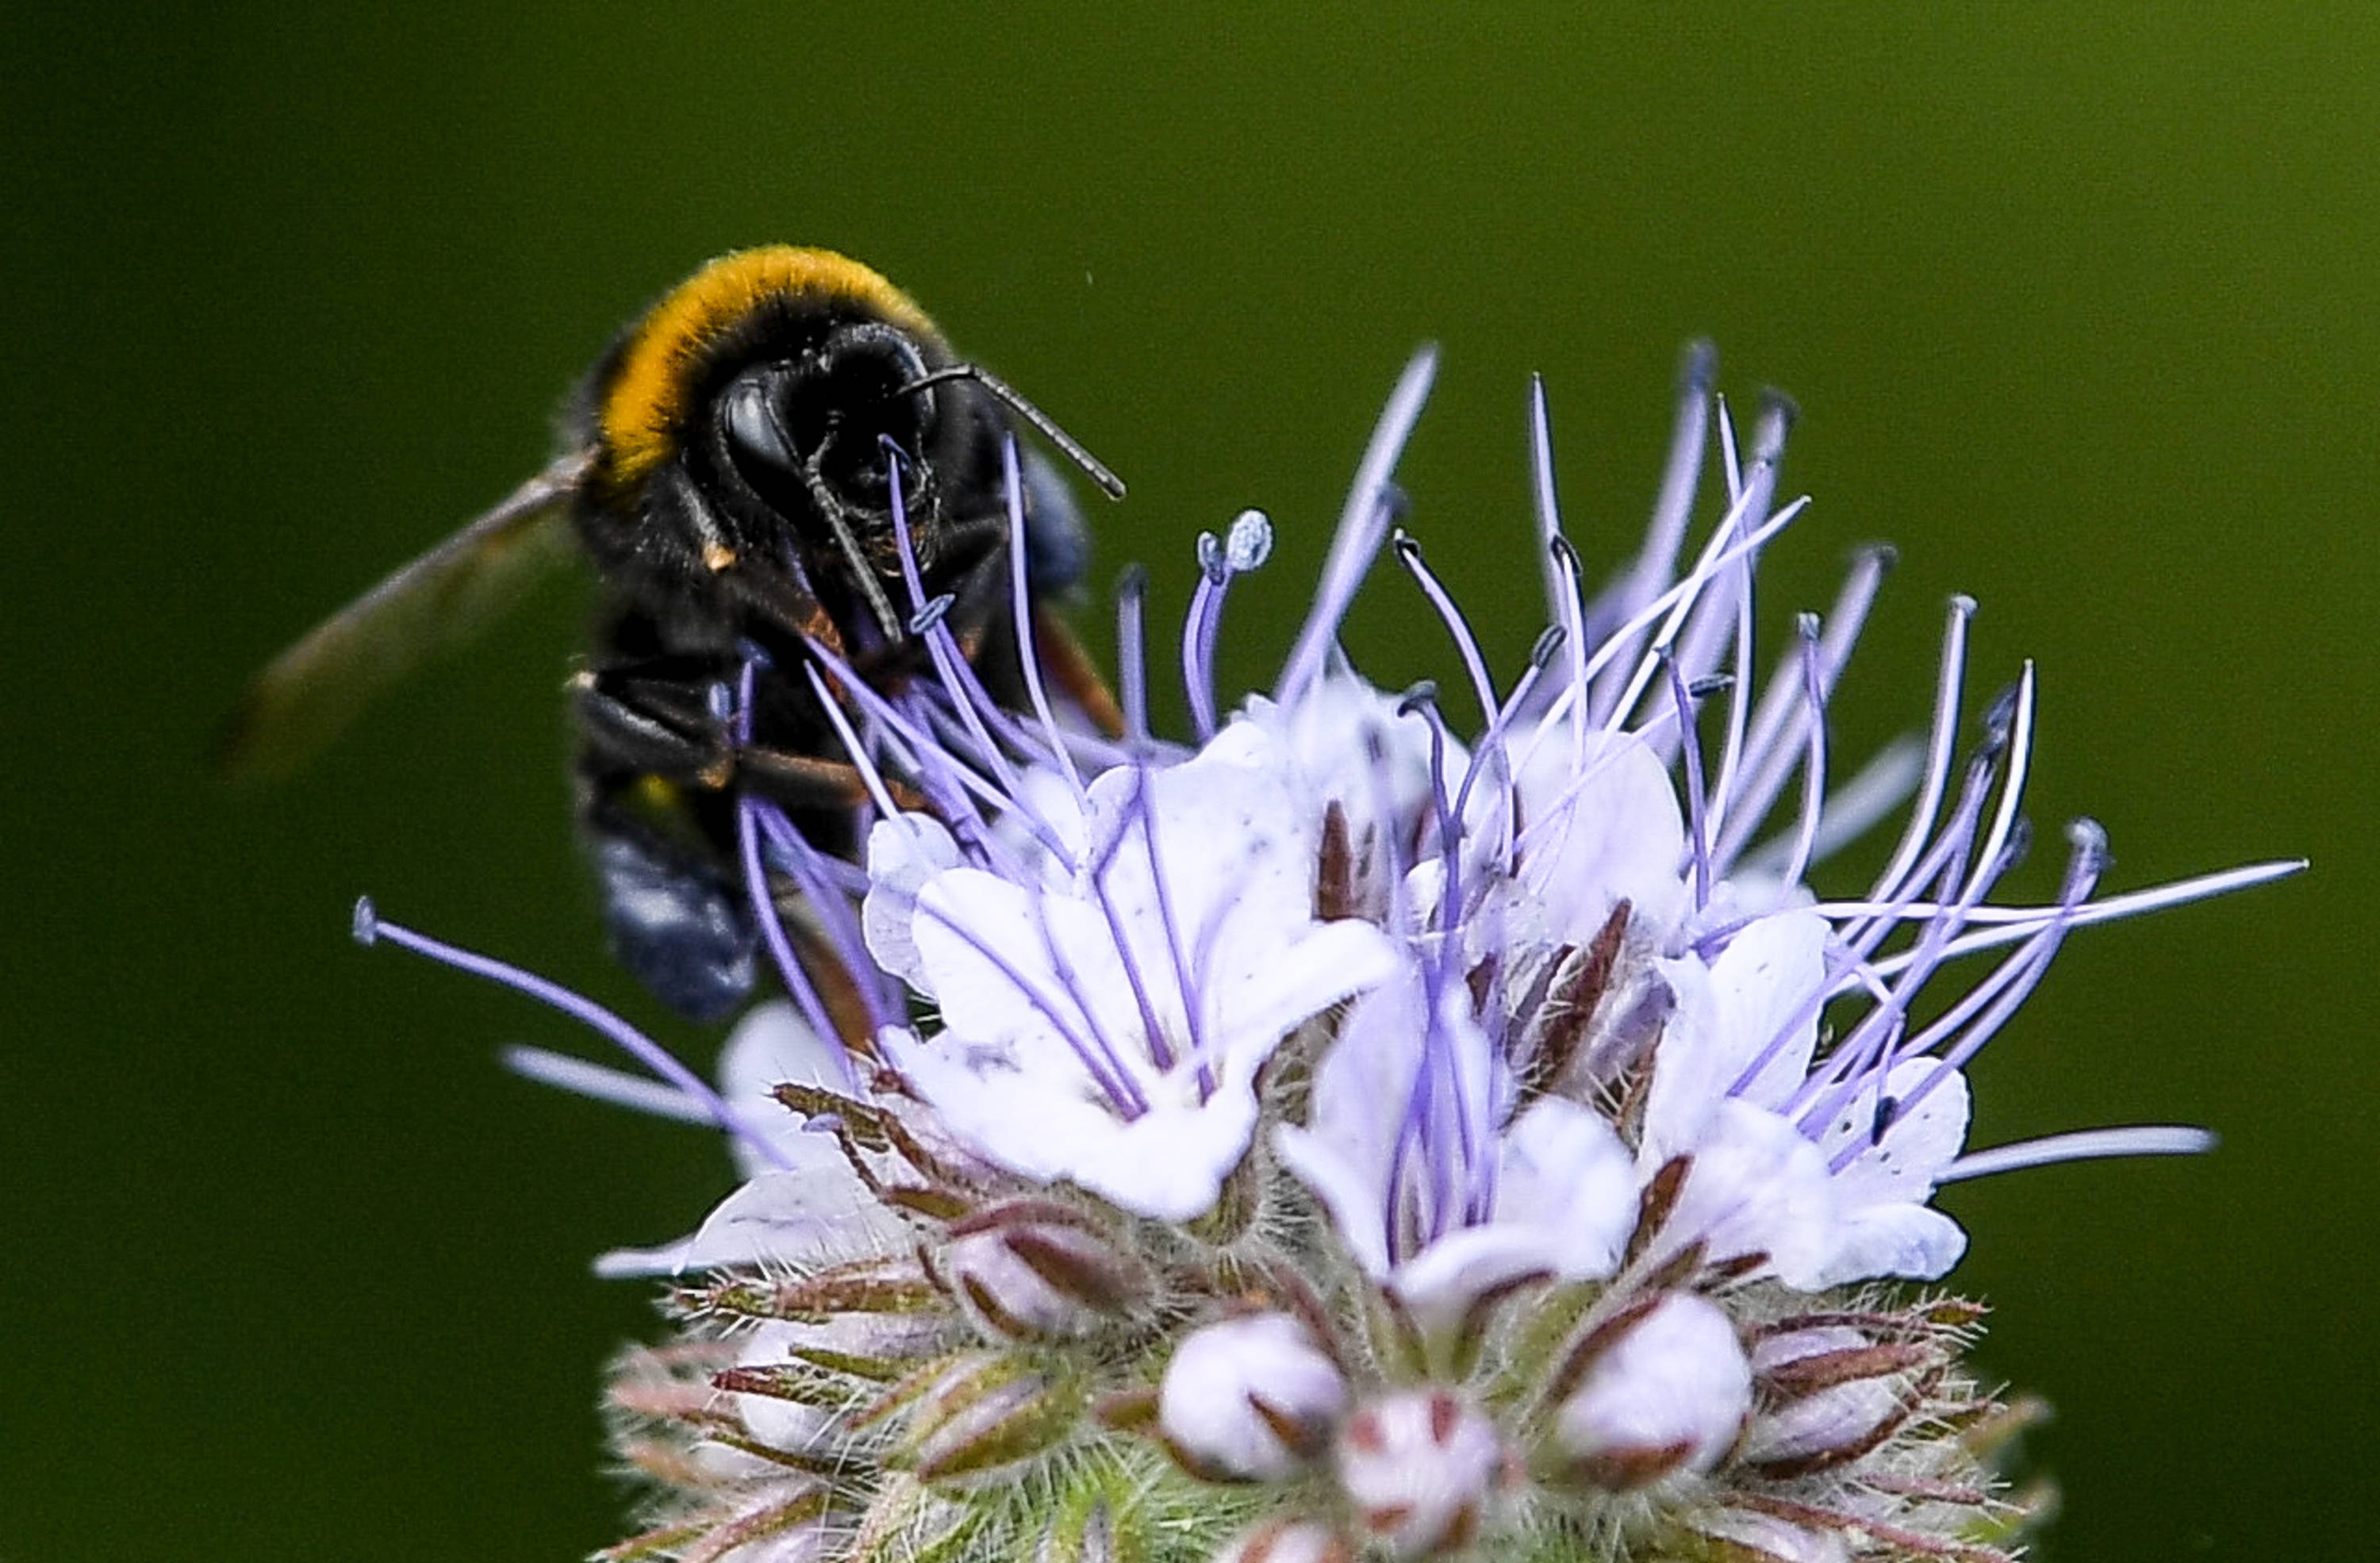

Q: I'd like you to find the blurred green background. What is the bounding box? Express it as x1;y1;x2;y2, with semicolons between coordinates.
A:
3;6;2368;1559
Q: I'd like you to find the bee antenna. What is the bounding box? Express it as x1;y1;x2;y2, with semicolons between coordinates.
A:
900;363;1127;501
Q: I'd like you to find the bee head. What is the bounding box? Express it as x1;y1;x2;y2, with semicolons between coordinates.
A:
716;320;954;563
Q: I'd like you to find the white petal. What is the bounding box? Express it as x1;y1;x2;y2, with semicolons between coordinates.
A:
716;1001;862;1180
1491;1096;1636;1280
593;1166;901;1277
1505;724;1689;941
860;814;961;989
1657;1100;1837;1286
1642;910;1829;1163
886;1030;1261;1220
1820;1061;1971;1205
1809;1201;1968;1287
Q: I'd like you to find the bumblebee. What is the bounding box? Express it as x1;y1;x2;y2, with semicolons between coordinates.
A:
225;247;1123;1020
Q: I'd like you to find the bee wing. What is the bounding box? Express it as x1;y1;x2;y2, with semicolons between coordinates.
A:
217;450;594;779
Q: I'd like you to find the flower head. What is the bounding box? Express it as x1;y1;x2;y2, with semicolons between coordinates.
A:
374;343;2296;1563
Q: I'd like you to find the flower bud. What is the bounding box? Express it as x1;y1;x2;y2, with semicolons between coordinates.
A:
1208;1519;1355;1563
727;1320;833;1455
1553;1292;1751;1489
1334;1388;1511;1557
1160;1313;1347;1481
1741;1325;1917;1474
945;1211;1150;1339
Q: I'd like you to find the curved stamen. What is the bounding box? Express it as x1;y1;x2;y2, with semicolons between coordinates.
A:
1279;347;1438;707
1000;437;1088;805
1941;1124;2217;1183
1116;564;1151;747
355;900;796;1172
1775;613;1832;895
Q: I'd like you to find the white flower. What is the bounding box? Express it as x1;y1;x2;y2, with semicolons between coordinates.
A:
1276;972;1636;1329
872;721;1399;1219
376;341;2296;1563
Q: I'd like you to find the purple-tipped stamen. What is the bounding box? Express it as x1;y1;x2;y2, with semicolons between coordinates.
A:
1116;564;1151;747
353;897;796;1171
502;1045;718;1123
1940;1123;2217;1183
1775;613;1833;896
1278;346;1439;709
1580;340;1715;694
1000;437;1088;804
1664;651;1718;909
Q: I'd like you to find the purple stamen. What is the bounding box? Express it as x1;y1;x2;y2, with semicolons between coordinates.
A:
1279;347;1438;708
1125;769;1217;1096
881;439;931;614
1687;555;1758;851
1663;652;1716;909
1867;597;1979;906
1708;549;1888;873
754;801;900;1040
1761;751;2010;1112
1448;625;1564;881
1965;665;2036;904
1116;564;1150;747
1399;685;1468;938
1000;437;1089;805
1842;858;2303;974
1592;481;1802;742
1181;536;1226;740
735;796;856;1085
501;1045;716;1123
1542;532;1595;774
1879;820;2106;1136
1526;376;1572;640
1394;532;1501;745
353;898;796;1172
1775;614;1831;894
1581;340;1714;687
1789;816;2032;1135
1941;1123;2217;1183
1081;769;1179;1074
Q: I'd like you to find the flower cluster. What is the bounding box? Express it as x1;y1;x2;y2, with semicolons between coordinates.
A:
373;345;2294;1563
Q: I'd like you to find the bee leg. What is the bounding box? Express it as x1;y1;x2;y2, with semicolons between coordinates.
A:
570;666;735;783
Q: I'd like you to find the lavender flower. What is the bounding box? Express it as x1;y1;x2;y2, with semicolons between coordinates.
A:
370;342;2296;1563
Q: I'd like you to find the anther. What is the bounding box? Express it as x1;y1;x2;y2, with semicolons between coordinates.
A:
1196;530;1226;583
1678;339;1718;397
909;593;956;635
1529;624;1568;670
1981;681;2022;744
1224;509;1273;572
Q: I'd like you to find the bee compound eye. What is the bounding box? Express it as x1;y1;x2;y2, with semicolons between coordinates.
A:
720;371;803;482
